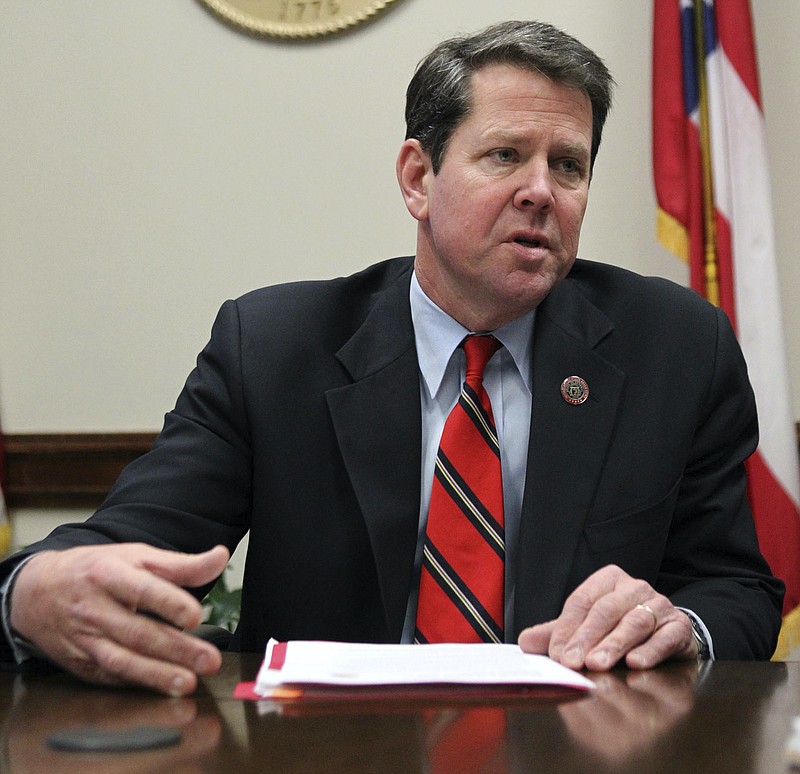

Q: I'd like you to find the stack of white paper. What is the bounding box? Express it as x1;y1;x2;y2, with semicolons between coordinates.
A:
252;639;594;699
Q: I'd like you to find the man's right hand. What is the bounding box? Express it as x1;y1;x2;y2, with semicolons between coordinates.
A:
9;543;230;696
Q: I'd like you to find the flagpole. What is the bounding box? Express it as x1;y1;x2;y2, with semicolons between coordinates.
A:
692;0;720;307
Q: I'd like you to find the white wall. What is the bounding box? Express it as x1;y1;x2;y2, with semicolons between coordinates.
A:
3;1;799;560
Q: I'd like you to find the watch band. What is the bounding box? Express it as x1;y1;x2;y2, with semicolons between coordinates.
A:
690;615;711;660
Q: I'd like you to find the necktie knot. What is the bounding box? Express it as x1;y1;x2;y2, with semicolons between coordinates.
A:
463;335;501;385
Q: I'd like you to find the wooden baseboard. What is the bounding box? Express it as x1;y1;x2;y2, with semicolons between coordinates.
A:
5;433;158;508
5;424;800;510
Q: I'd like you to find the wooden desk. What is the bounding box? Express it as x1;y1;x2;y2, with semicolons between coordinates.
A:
1;654;798;773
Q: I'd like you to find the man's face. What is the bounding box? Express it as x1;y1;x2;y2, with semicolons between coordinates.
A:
399;64;593;331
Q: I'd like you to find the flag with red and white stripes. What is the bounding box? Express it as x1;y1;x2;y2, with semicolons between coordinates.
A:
653;0;800;658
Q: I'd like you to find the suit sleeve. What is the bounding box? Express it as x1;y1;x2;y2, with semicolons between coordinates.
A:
660;307;783;659
0;299;253;616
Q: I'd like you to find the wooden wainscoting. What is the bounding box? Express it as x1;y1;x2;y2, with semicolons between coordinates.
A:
5;426;800;509
4;433;158;508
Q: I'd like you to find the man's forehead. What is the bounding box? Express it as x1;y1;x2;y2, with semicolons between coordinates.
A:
467;63;589;106
463;65;592;140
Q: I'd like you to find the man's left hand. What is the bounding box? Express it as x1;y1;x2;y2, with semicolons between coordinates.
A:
517;565;699;670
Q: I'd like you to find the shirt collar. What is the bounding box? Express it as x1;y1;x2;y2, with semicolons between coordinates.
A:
410;270;535;399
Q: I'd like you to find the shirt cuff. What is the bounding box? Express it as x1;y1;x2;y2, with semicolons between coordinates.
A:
677;607;715;660
1;555;46;664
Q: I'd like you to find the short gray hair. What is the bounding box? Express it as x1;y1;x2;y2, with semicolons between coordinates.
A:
405;20;614;173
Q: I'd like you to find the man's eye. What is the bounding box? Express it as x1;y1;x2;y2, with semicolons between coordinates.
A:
491;149;517;163
556;158;582;175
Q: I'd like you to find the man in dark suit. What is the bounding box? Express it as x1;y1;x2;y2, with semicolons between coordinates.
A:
1;21;783;695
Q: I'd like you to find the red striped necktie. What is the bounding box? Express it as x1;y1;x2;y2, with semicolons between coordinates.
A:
415;334;505;643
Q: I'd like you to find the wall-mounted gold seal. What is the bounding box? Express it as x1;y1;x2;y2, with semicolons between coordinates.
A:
197;0;402;39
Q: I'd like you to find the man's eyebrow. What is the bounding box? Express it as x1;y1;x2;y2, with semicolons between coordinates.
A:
554;142;591;160
479;129;526;146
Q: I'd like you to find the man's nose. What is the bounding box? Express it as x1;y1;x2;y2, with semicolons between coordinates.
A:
512;162;555;211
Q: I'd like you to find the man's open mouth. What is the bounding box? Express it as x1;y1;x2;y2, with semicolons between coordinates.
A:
514;237;544;248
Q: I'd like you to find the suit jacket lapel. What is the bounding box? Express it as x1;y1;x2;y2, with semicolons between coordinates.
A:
325;265;421;641
514;278;626;634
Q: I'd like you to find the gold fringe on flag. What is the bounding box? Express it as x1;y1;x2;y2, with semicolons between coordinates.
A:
0;519;11;558
772;604;800;660
656;207;690;263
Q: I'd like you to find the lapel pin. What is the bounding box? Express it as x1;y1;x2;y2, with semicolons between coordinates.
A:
560;375;589;405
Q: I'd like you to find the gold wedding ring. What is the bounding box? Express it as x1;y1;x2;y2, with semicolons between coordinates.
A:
634;603;659;634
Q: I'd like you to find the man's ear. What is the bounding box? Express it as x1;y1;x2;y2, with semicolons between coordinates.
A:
396;138;432;221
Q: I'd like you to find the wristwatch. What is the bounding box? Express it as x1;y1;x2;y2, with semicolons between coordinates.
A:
689;615;711;660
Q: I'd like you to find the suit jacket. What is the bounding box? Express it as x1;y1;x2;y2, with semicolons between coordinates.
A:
0;256;783;661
